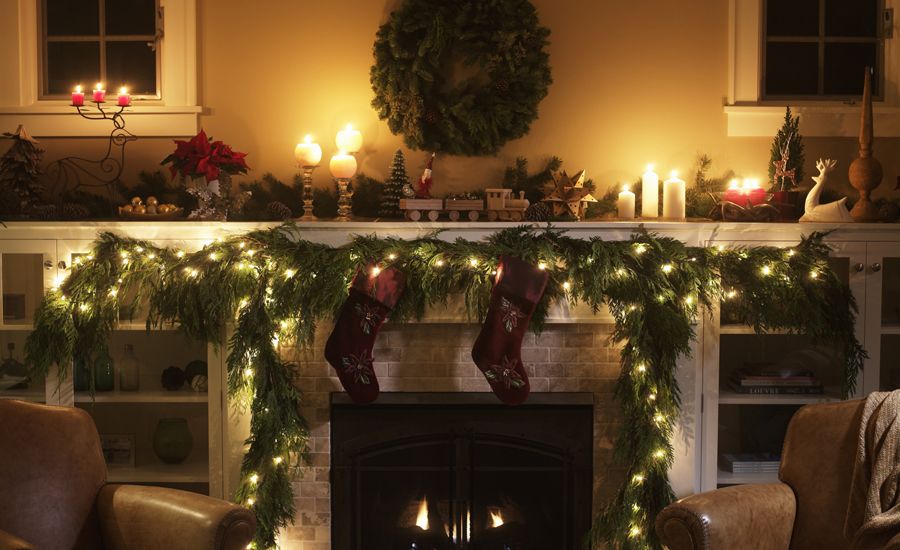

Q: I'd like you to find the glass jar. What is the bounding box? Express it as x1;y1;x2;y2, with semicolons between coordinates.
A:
119;344;140;391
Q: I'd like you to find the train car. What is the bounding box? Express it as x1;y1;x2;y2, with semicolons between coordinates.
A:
399;190;529;222
484;189;529;221
398;198;443;221
444;198;484;221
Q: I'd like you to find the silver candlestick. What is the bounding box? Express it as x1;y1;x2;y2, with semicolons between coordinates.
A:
336;178;353;222
300;165;318;220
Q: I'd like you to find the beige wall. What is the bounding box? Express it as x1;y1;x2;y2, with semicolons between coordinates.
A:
22;0;900;201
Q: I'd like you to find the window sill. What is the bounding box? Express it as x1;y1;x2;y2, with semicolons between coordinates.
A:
0;104;202;137
725;104;900;138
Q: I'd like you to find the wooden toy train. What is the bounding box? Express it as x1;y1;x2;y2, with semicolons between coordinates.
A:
399;189;530;221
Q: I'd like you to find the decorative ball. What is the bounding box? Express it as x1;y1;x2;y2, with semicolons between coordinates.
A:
494;79;511;96
157;205;170;214
146;205;158;215
266;201;293;221
134;205;147;214
121;204;134;214
524;202;551;222
131;196;143;206
184;359;208;382
161;366;186;390
423;109;442;125
190;374;208;392
402;184;416;198
146;196;159;206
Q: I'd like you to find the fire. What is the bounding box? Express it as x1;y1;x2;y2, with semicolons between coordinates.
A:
415;498;429;530
490;509;504;528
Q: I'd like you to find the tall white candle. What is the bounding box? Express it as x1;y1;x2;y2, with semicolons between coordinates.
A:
642;165;659;218
294;135;323;166
617;184;636;219
335;124;363;153
329;151;358;179
663;171;686;220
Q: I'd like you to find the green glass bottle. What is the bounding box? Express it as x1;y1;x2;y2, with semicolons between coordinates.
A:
73;356;91;392
94;352;114;392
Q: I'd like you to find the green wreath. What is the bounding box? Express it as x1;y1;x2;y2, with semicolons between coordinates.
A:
370;0;552;156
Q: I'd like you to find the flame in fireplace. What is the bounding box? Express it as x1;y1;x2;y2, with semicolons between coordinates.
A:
415;498;429;530
490;509;505;528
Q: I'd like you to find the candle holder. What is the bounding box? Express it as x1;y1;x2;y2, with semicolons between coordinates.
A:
299;165;318;220
336;177;354;222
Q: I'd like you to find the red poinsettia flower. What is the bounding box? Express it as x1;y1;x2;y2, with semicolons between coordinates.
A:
161;129;249;180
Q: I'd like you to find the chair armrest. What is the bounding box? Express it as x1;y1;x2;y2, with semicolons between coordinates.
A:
0;530;34;550
97;484;256;550
655;483;796;550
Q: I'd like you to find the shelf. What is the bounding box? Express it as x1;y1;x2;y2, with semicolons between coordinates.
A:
718;390;841;406
112;322;180;332
107;460;209;483
881;325;900;335
719;325;791;335
0;324;34;332
76;390;208;403
0;390;43;402
717;469;779;485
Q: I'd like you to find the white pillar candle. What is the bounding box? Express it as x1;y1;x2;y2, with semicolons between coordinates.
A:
294;134;323;167
335;124;363;153
617;184;636;219
329;151;358;179
663;171;686;220
641;165;659;218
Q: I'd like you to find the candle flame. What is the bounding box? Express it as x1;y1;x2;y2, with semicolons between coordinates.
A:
344;123;354;131
119;86;127;94
415;498;429;530
490;509;505;528
75;85;82;93
670;170;679;178
645;164;655;172
729;179;740;190
95;82;103;90
622;183;631;192
303;134;312;144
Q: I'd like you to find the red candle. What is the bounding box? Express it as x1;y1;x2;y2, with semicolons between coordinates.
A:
744;180;766;206
723;179;742;203
92;83;106;103
71;85;85;106
117;86;131;107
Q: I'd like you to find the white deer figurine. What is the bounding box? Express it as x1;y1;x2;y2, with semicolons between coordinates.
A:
799;159;854;223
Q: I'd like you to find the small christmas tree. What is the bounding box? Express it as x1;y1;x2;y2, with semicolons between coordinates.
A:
768;107;805;191
381;150;408;218
0;125;44;216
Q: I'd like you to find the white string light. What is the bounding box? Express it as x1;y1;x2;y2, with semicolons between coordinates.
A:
661;263;674;274
273;456;284;465
284;268;296;279
760;265;772;276
371;266;381;277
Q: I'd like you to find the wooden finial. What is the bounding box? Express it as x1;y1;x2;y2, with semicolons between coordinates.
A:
859;67;873;159
849;66;883;222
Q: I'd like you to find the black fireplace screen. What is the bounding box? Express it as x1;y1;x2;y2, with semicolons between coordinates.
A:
331;394;593;550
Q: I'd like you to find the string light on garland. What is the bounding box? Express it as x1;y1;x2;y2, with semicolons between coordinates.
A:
22;226;864;550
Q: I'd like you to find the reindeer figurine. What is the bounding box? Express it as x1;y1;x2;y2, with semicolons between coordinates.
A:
799;159;854;223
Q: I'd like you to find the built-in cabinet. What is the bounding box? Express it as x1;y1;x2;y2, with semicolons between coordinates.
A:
0;221;898;501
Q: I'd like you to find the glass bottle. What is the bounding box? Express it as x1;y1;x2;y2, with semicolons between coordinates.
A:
94;351;115;392
1;343;28;389
119;344;140;391
73;356;91;392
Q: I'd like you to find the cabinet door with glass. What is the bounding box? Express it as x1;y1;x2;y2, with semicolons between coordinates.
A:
700;240;866;491
863;243;900;394
0;240;58;404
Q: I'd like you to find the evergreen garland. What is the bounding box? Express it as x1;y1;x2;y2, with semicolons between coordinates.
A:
370;0;552;156
24;225;864;549
768;107;805;191
381;150;408;218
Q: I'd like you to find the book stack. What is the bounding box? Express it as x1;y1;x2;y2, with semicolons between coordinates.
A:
732;367;823;395
720;452;781;474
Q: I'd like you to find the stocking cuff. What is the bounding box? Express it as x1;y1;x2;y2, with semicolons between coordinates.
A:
351;264;407;309
495;255;549;305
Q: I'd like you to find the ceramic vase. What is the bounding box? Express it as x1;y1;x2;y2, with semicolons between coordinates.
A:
152;418;193;464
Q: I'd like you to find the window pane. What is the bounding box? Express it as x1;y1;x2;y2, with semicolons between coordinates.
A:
766;0;820;37
106;42;157;95
824;43;878;95
46;42;101;95
45;0;99;36
825;0;878;37
106;0;156;36
765;43;819;96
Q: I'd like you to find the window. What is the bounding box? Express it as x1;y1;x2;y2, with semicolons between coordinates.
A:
40;0;161;99
762;0;885;99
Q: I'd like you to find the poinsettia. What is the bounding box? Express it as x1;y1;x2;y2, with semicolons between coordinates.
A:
161;130;249;181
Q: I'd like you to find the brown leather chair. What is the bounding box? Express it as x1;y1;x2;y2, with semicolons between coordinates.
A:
0;400;255;550
657;399;866;550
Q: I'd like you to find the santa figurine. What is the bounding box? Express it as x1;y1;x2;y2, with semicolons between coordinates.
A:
415;153;435;199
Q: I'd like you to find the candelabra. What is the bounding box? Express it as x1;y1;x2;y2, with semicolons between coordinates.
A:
336;178;354;222
300;165;318;220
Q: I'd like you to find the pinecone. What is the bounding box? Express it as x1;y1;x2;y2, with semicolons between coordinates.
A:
494;79;510;96
0;188;22;215
424;109;442;124
61;203;90;220
266;201;293;221
34;204;58;220
879;201;900;223
524;202;551;222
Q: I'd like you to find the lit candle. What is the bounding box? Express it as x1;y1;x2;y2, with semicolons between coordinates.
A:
723;179;742;203
71;85;85;106
329;151;358;179
335;124;363;153
663;170;686;220
294;135;323;167
116;86;131;107
743;178;767;206
641;164;659;218
92;83;106;103
617;183;636;219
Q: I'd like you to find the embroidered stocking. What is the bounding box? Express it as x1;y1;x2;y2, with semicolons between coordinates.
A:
324;264;406;404
471;255;549;405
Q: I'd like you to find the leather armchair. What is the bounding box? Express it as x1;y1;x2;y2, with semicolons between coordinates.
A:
0;400;255;550
656;399;865;550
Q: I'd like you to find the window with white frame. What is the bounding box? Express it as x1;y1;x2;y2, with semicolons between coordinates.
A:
40;0;162;99
762;0;886;100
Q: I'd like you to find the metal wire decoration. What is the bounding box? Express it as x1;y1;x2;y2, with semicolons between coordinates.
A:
46;99;136;214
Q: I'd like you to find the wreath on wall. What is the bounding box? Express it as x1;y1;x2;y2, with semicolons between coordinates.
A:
370;0;552;156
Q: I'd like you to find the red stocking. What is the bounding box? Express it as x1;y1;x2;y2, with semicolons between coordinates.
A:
471;255;549;405
325;264;406;404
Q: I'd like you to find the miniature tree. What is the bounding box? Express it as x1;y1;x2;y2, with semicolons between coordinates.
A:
380;150;408;218
0;126;44;216
768;107;805;191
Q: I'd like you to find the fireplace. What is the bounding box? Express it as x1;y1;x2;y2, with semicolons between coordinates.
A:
331;393;593;550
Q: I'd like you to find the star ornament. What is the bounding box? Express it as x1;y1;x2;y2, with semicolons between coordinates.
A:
541;170;597;220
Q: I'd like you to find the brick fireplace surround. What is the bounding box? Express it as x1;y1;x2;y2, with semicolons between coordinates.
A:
282;322;625;549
